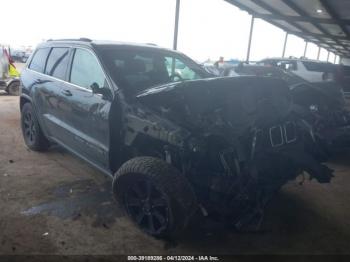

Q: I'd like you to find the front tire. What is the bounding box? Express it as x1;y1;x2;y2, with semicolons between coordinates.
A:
113;157;197;237
21;103;49;151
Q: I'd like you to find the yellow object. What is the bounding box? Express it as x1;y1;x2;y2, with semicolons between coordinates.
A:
9;64;20;77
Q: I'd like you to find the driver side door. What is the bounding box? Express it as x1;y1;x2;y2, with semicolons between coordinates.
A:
59;48;112;170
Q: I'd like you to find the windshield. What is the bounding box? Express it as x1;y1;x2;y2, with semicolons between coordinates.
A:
98;47;209;94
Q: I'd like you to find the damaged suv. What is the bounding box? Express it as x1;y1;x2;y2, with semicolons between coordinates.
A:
20;39;333;237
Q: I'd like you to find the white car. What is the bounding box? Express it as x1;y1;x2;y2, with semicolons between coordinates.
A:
258;58;336;83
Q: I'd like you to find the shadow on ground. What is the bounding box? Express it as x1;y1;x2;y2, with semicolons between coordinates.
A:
20;164;350;254
21;178;123;229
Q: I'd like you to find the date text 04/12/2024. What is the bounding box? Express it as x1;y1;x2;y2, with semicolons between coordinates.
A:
127;256;220;261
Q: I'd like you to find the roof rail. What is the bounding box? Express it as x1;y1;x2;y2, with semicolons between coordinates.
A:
47;38;92;42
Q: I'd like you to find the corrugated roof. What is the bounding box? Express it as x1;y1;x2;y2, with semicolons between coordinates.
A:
225;0;350;58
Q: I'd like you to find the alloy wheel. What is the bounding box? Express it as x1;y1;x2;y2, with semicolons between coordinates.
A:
124;179;169;235
23;111;36;144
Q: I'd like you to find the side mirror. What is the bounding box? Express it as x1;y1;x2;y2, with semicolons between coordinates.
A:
90;82;112;100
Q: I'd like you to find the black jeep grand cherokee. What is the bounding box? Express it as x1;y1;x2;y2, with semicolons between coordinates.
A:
20;39;333;237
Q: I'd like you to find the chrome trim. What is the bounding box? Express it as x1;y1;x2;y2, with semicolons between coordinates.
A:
301;119;316;142
25;45;113;93
26;68;95;92
269;125;284;147
283;121;297;143
250;128;262;159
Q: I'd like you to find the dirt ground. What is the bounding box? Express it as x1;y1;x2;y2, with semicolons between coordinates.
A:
1;93;350;256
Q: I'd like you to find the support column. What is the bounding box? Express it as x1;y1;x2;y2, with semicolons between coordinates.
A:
334;55;337;64
246;15;255;63
317;46;321;60
327;51;330;62
282;32;288;58
173;0;181;50
303;41;308;57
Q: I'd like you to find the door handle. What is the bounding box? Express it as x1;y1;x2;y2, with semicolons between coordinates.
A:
61;89;72;96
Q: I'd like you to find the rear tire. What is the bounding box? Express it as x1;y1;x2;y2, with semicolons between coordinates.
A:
21;103;50;151
113;157;197;237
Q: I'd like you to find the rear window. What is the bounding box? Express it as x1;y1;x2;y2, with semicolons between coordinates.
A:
29;48;50;73
45;47;70;80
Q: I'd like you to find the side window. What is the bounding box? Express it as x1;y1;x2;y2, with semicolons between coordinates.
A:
29;48;50;73
70;49;106;89
45;48;70;80
277;61;297;71
164;57;199;80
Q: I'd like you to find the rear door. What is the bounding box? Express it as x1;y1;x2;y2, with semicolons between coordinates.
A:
58;47;112;169
24;47;60;137
33;47;72;142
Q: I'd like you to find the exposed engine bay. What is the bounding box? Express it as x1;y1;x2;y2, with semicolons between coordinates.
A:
120;76;334;230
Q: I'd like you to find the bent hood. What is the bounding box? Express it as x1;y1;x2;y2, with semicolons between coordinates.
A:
136;76;292;137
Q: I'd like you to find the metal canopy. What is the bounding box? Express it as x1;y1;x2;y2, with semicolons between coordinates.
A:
225;0;350;58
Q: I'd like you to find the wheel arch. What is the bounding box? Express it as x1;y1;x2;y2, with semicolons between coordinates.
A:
20;94;32;111
19;94;49;138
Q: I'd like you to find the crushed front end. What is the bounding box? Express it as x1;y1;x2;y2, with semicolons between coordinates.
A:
182;117;333;231
127;76;334;231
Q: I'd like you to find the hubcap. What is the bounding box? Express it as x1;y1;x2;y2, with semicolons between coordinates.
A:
23;111;36;143
125;179;169;235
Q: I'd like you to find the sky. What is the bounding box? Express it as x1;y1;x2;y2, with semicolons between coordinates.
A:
0;0;339;63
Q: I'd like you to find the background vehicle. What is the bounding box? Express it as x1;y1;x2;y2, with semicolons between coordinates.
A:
0;78;20;95
20;39;333;237
11;49;30;63
258;58;336;83
202;59;241;77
